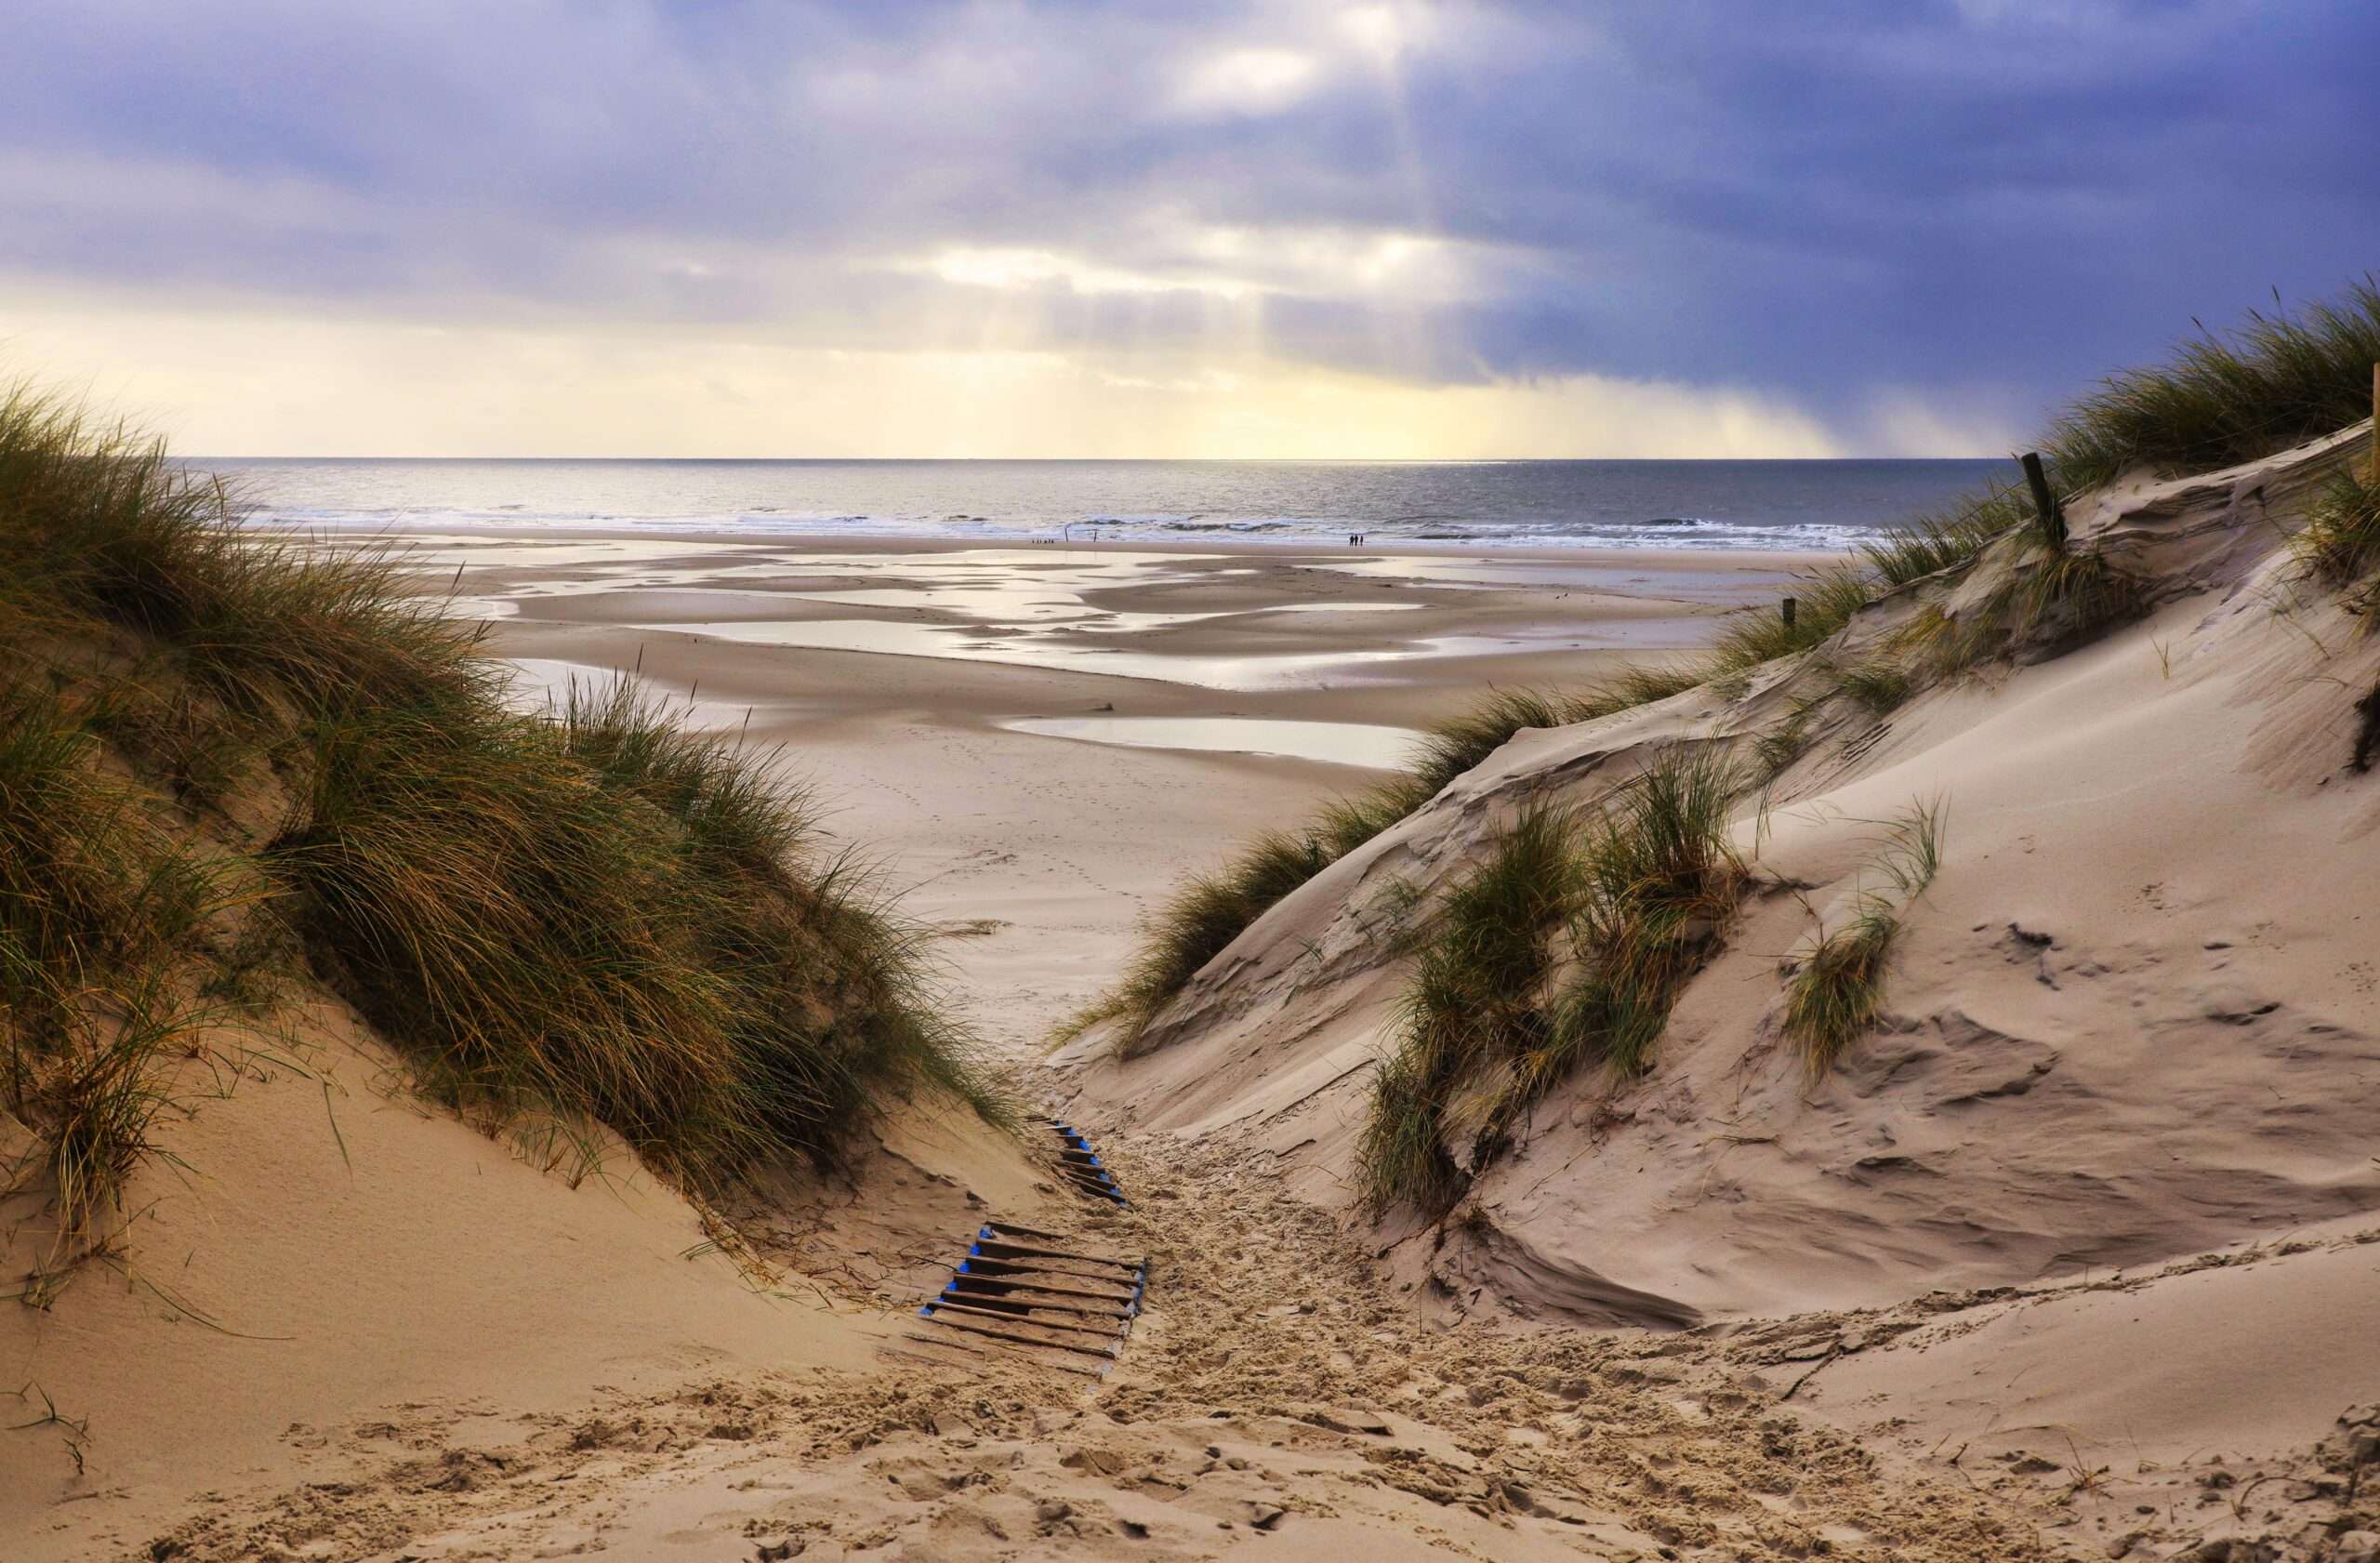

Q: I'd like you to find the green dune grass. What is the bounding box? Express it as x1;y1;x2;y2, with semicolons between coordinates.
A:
0;386;1003;1264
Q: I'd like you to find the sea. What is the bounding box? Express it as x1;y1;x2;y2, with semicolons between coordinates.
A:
195;457;2005;554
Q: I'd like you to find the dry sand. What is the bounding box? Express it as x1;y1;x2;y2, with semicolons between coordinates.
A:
16;522;2353;1561
1052;430;2380;1560
121;1136;2069;1563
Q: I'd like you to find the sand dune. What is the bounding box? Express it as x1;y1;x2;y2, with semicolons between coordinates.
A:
1055;425;2380;1557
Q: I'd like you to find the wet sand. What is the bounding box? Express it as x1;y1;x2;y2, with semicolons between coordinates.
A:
381;529;1822;1051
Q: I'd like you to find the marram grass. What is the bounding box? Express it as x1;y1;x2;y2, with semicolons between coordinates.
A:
0;381;1003;1262
271;679;1008;1182
2294;465;2380;620
0;681;232;1259
1780;904;1901;1077
1358;748;1747;1214
1355;806;1580;1214
1542;746;1748;1084
1780;799;1946;1077
2045;279;2380;490
1832;659;1912;715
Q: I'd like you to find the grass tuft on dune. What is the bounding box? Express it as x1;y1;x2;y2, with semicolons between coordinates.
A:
0;685;230;1260
0;383;1002;1260
1706;564;1875;674
1060;678;1724;1050
1355;806;1580;1215
1860;502;2021;589
1780;905;1900;1078
1780;800;1945;1077
1359;749;1746;1214
2045;279;2380;490
1545;748;1748;1084
2295;465;2380;621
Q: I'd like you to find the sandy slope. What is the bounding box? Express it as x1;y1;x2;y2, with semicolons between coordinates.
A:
0;1003;870;1560
1056;427;2380;1557
0;992;1064;1562
131;1136;2069;1563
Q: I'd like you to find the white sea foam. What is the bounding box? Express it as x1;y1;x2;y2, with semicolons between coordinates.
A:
207;456;2003;554
239;503;1872;553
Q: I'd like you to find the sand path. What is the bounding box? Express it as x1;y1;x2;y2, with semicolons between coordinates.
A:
148;1127;2078;1562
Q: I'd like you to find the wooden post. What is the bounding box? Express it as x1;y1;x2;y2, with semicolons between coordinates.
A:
2370;362;2378;482
1780;596;1797;629
2019;451;2065;550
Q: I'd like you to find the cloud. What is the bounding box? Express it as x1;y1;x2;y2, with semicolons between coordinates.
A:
1;286;1853;458
1172;46;1324;117
2;0;2376;454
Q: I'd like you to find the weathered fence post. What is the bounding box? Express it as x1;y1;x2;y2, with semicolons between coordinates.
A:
2370;362;2378;482
2019;451;2066;551
1781;596;1797;629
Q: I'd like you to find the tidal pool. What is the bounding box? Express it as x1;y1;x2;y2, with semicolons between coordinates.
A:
998;715;1421;770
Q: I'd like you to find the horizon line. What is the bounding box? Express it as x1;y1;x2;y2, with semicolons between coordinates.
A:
178;452;2011;464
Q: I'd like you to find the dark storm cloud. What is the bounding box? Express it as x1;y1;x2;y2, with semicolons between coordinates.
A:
5;0;2377;439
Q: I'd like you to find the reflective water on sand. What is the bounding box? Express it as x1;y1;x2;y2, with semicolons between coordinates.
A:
998;715;1420;770
641;615;1608;691
359;536;1721;692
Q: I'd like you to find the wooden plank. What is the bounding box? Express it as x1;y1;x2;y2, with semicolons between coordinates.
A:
968;1238;1142;1273
1038;1119;1131;1204
950;1272;1141;1307
949;1272;1135;1305
962;1253;1141;1290
943;1282;1132;1321
926;1299;1129;1341
970;1236;1144;1271
919;1310;1119;1360
2019;451;2066;550
957;1259;1137;1293
964;1251;1137;1281
971;1261;1139;1293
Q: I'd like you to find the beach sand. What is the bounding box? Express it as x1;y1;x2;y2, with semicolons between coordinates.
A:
429;531;1818;1052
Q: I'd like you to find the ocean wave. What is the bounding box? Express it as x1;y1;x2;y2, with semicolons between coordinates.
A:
238;503;1869;553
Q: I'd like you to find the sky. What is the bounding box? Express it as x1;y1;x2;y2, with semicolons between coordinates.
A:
3;0;2376;458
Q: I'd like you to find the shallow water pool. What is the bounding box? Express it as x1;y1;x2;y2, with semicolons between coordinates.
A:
997;714;1420;770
